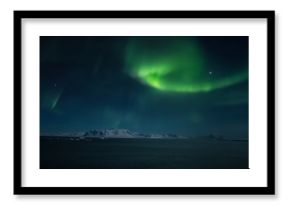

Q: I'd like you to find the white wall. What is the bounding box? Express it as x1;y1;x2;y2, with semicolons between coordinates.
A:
0;0;288;204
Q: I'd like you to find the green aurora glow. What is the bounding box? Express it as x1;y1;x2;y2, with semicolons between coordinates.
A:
41;88;63;112
50;89;63;111
125;38;248;93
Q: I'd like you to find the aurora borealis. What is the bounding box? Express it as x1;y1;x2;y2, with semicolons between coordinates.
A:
126;37;248;93
40;36;248;138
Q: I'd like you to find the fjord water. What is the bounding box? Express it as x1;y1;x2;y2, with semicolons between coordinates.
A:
40;138;248;169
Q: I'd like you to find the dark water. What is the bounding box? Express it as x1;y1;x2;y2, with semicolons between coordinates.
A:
40;138;248;169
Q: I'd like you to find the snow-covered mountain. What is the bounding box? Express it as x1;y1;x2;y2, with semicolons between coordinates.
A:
83;129;137;138
42;129;187;139
83;129;186;139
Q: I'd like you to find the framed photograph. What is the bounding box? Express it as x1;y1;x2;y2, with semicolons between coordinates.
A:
14;10;275;195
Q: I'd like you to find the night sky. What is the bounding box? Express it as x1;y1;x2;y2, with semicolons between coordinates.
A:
40;36;248;138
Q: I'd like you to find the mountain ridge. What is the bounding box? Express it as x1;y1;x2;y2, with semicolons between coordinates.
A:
41;128;187;139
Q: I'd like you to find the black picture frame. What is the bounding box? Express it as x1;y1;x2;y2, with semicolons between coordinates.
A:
14;10;275;195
